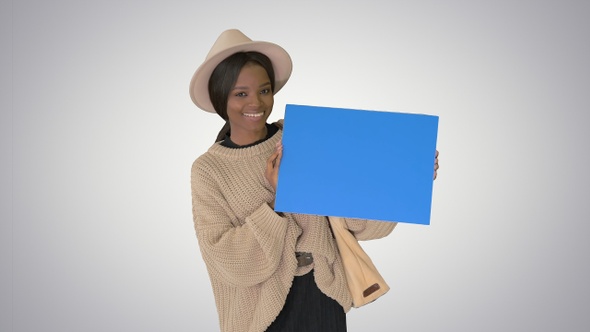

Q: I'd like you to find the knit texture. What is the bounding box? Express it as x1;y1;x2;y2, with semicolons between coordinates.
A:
191;128;397;332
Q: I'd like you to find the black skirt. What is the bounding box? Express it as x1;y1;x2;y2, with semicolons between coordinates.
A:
265;270;347;332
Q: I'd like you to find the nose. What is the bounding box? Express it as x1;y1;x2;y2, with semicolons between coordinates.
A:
247;94;263;107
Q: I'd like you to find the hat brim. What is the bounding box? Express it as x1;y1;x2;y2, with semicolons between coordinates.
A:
189;41;292;113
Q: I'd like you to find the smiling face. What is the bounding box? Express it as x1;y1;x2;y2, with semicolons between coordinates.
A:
226;62;274;145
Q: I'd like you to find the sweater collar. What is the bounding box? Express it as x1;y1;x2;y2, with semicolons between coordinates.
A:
207;128;282;159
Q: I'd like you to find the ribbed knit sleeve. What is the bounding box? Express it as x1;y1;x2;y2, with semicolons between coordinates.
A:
191;146;301;287
343;218;397;241
192;187;293;287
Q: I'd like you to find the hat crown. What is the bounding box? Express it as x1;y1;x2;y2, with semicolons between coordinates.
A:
206;29;253;60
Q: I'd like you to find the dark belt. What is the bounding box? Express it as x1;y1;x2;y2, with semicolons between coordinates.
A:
296;252;313;267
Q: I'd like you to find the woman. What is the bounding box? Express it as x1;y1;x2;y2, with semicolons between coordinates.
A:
189;29;438;332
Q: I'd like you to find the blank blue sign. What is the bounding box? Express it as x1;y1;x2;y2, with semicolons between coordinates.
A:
275;104;439;225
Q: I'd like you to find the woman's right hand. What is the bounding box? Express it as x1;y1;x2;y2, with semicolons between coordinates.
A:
265;142;283;192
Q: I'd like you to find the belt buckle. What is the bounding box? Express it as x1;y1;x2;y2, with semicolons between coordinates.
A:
296;252;313;267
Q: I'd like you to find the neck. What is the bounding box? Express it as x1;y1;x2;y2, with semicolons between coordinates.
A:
229;125;268;146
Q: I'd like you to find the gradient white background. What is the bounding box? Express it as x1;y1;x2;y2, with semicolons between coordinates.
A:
2;0;589;331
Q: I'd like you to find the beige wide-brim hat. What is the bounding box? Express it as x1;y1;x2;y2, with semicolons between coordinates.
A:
189;29;293;113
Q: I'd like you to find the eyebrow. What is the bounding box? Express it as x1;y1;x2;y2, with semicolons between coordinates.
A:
232;82;272;91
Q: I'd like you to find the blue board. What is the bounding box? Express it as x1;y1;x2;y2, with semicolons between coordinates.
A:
275;104;439;225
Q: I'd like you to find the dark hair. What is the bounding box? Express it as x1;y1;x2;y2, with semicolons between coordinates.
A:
208;52;275;142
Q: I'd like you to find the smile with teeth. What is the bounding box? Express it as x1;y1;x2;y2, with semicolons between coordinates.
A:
243;112;264;118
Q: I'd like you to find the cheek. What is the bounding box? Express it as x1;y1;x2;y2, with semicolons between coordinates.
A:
265;95;275;107
226;99;240;114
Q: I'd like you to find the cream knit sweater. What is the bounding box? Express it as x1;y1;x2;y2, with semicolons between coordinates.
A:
191;127;397;332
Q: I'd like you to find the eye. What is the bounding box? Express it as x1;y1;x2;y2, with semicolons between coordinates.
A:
260;88;271;95
235;92;247;97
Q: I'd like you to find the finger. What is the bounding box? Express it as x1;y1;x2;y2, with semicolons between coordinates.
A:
434;149;439;173
274;145;283;169
433;163;439;180
267;150;279;169
270;142;282;167
269;145;281;160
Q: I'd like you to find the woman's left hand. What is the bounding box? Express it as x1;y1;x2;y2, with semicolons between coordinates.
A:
265;142;283;192
433;150;439;180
